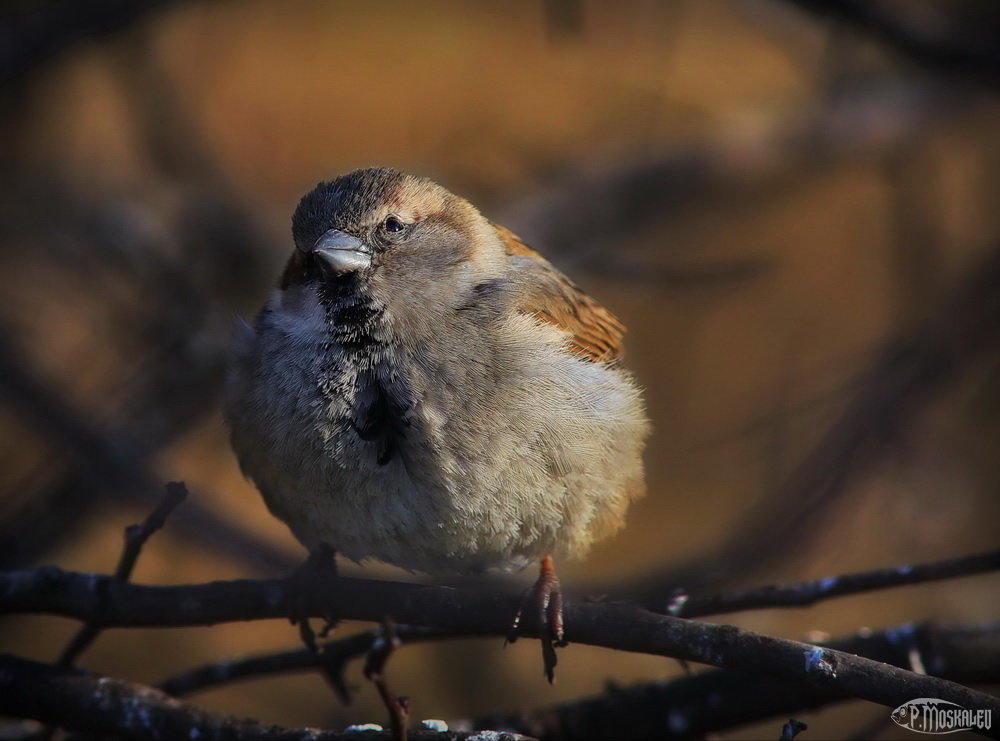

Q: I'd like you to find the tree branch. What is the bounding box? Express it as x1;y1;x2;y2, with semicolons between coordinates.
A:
58;481;188;666
2;567;998;730
669;547;1000;618
0;653;533;741
154;546;1000;700
156;619;1000;740
475;620;1000;740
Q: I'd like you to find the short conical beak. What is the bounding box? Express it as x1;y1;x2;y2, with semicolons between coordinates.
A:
312;229;372;274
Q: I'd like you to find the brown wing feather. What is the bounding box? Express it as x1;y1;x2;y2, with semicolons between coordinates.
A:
492;223;626;365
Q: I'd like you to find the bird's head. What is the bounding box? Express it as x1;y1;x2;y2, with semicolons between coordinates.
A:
283;168;506;322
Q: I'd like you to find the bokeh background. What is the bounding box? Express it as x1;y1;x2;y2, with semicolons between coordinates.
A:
1;1;999;738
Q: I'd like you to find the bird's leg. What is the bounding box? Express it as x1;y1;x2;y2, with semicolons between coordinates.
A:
507;554;567;683
286;543;340;652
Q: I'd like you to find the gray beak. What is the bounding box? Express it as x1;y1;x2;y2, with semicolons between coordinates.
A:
312;229;372;275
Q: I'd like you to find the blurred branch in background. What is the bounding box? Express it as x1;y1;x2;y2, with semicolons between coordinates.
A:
0;0;188;88
777;0;1000;93
499;77;965;282
0;315;293;572
0;1;283;572
499;69;999;600
611;237;1000;604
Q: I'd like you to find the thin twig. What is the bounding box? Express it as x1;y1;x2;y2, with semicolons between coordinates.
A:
667;548;1000;618
158;625;451;701
160;620;1000;739
57;482;187;667
364;618;409;741
115;481;189;581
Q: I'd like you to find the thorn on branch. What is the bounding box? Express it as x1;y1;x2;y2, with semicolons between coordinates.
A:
779;718;808;741
57;481;187;667
364;617;408;741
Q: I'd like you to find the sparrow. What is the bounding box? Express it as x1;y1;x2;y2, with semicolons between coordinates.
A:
224;168;649;680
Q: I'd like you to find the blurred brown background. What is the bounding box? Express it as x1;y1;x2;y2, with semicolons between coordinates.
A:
0;1;998;738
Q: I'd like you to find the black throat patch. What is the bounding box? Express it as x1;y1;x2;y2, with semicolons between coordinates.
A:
317;276;385;353
316;279;411;466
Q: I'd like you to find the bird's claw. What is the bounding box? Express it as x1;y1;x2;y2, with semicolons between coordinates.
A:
287;544;340;652
507;556;566;683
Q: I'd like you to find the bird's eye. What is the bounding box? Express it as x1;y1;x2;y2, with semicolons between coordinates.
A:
384;216;405;233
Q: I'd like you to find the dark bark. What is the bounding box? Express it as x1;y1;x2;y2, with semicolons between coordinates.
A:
668;548;1000;617
2;565;999;733
475;620;1000;740
0;653;535;741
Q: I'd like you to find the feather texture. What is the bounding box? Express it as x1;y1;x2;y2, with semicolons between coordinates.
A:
492;223;625;365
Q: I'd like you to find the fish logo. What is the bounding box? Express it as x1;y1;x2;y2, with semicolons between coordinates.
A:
891;698;992;735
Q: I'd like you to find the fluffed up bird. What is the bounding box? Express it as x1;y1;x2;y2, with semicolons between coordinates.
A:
224;168;649;681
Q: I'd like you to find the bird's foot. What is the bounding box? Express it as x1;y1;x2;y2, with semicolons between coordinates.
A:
507;555;566;683
286;543;340;652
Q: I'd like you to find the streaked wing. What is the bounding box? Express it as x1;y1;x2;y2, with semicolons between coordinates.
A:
492;223;625;365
